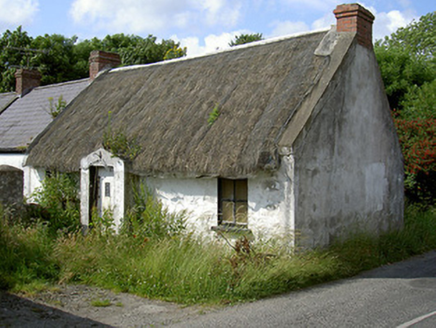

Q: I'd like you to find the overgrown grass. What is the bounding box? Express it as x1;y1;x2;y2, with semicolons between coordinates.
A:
1;201;435;304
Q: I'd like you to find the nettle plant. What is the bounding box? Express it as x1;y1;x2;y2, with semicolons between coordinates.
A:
394;115;436;204
207;103;220;126
102;111;141;161
48;95;67;118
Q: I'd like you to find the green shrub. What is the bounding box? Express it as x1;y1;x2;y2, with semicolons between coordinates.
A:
102;111;141;160
394;117;436;205
31;172;80;235
0;207;59;290
121;184;186;240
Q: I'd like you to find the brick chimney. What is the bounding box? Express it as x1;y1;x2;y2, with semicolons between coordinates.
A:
334;3;375;49
89;51;121;81
15;69;41;97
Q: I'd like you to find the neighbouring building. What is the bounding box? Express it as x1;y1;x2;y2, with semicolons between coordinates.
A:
0;51;120;203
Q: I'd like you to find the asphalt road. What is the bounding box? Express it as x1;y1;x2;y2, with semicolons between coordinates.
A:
169;251;436;328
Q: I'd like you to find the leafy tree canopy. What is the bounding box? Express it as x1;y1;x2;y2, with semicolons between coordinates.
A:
0;27;186;92
377;11;436;61
376;11;436;205
375;11;436;115
229;33;263;46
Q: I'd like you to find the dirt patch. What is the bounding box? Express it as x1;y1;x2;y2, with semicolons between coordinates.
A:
0;285;211;327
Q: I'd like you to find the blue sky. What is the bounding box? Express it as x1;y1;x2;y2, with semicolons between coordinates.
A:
0;0;434;56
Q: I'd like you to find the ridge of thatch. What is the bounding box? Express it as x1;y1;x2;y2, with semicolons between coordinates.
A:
26;30;347;177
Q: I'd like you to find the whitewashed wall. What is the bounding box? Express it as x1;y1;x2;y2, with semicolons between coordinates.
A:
146;158;295;242
0;153;45;201
146;177;217;237
247;155;295;241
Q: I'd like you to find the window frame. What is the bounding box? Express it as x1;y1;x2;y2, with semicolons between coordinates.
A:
218;178;248;227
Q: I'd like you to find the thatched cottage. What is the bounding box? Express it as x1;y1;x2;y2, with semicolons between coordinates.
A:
26;4;404;248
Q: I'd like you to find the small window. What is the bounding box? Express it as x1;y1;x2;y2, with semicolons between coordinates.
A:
104;182;111;197
218;178;248;226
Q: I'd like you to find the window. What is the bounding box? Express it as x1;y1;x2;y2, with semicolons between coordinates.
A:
218;178;248;226
104;182;111;197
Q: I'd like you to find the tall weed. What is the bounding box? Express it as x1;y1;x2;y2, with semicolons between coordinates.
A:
121;184;186;239
2;200;436;304
0;207;59;290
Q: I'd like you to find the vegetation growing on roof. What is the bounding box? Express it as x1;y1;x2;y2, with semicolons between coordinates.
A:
102;111;141;161
207;103;220;126
47;95;66;118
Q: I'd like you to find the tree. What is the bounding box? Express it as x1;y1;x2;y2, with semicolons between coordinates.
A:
375;11;436;205
164;45;187;60
374;46;434;111
229;33;263;46
30;34;79;85
117;35;183;65
377;11;436;60
375;12;436;112
0;27;187;91
0;26;32;92
401;79;436;120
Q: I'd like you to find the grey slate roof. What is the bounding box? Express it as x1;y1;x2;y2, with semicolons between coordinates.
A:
0;79;89;151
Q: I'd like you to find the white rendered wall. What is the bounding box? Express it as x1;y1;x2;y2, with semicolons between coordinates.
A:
146;158;295;242
0;153;45;201
247;155;295;241
146;177;218;237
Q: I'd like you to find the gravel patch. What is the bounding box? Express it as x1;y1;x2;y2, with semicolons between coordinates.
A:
0;285;212;327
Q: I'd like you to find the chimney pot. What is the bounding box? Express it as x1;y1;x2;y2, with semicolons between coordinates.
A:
89;51;121;81
15;69;41;96
334;3;375;49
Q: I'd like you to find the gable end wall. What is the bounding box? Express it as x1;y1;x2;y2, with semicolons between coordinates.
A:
292;42;404;248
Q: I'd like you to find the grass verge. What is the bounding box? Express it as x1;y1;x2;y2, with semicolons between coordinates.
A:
1;204;435;305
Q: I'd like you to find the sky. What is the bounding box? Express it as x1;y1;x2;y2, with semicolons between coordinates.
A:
0;0;434;57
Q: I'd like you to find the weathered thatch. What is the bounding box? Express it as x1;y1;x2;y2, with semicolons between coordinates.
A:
27;31;333;177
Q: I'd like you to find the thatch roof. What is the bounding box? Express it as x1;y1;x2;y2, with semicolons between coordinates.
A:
26;29;353;177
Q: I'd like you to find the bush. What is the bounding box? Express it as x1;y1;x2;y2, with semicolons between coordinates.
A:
394;117;436;205
31;172;81;235
121;184;186;240
0;205;59;290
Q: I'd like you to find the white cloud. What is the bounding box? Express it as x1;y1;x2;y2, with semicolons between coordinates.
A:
269;21;309;37
178;30;250;57
0;0;39;26
373;10;416;40
311;12;335;30
279;0;338;12
70;0;243;34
